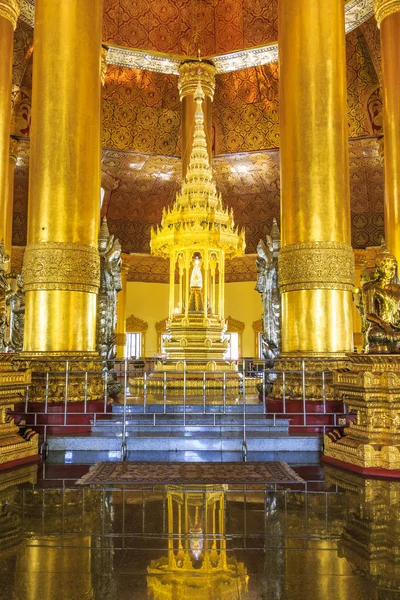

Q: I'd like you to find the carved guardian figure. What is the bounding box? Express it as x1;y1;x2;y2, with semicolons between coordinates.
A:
97;218;122;361
255;219;281;363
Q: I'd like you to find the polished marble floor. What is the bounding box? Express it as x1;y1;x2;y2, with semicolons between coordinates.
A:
0;458;398;600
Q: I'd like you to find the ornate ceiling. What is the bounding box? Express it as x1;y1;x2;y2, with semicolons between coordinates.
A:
10;7;384;280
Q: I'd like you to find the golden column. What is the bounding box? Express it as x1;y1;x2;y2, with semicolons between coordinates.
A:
278;0;354;354
7;137;18;259
178;61;216;179
115;264;128;358
374;0;400;263
0;1;19;260
22;0;102;354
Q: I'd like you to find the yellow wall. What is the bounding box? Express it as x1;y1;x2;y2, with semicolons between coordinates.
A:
225;281;262;356
126;282;169;356
125;280;262;357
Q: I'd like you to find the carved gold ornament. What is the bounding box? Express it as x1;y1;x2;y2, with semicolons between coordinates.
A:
23;242;100;293
9;137;18;164
178;61;216;100
278;242;354;293
0;0;20;28
101;46;108;86
374;0;400;24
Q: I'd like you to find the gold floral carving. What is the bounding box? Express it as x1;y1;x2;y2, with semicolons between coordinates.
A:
374;0;400;24
126;314;148;333
278;242;355;293
178;61;216;101
101;46;109;86
156;318;168;334
0;0;20;29
226;316;245;333
22;242;100;293
252;319;262;333
19;0;33;26
9;137;18;164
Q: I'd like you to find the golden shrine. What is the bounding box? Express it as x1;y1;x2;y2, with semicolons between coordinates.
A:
147;485;248;600
149;79;245;387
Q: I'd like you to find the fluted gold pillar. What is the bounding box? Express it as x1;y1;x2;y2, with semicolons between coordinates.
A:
23;0;102;353
0;1;19;257
6;137;18;258
178;61;216;179
278;0;354;354
374;0;400;263
116;264;128;358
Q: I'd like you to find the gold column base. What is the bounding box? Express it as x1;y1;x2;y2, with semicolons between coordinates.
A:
14;354;105;403
0;359;39;466
272;353;349;400
324;354;400;470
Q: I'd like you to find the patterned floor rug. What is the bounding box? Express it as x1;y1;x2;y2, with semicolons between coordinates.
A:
76;461;304;485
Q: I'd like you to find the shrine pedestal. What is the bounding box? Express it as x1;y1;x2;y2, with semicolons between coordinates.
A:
0;358;39;469
323;354;400;473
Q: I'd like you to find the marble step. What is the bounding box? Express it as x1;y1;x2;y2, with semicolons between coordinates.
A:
47;431;322;453
91;418;289;434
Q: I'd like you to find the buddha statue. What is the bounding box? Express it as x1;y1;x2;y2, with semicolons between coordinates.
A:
358;241;400;353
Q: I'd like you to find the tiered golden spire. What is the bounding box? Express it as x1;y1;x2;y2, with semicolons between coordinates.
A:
151;81;245;259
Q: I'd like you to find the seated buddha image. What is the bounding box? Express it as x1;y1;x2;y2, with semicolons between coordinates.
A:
359;241;400;353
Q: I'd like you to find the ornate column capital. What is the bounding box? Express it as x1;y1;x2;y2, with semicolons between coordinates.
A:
0;0;20;29
374;0;400;25
178;60;216;101
9;137;18;164
278;242;354;293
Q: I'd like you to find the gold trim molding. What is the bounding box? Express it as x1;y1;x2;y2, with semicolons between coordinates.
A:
279;242;355;293
126;314;148;333
19;0;374;74
178;61;216;100
23;242;100;293
0;0;20;28
374;0;400;24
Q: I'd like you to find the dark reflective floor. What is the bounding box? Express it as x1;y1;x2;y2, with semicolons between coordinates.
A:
0;461;399;599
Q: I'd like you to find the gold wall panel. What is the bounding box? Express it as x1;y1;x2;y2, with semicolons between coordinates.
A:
103;66;181;155
102;0;278;57
12;140;384;253
347;29;383;137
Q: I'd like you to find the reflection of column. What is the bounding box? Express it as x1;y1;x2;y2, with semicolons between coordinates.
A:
374;0;400;263
116;265;128;359
169;255;175;318
7;137;18;259
23;0;102;353
0;2;19;257
178;61;216;179
278;0;354;353
15;536;94;600
185;252;190;317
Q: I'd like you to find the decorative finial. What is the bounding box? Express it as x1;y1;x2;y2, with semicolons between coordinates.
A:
194;78;205;103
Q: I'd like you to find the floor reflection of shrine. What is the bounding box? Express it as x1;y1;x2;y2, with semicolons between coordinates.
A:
0;462;398;599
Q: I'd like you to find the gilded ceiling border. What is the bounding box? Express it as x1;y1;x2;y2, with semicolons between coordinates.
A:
19;0;375;74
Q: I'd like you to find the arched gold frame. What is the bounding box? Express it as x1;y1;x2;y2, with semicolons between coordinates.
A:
125;314;148;357
225;315;245;358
